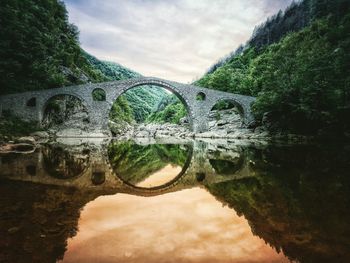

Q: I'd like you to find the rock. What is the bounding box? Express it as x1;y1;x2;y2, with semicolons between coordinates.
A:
179;117;188;125
59;65;90;83
261;111;279;131
196;130;227;138
250;131;269;139
17;136;36;144
254;126;266;133
8;227;20;234
30;131;50;138
56;128;82;137
217;120;229;126
0;143;35;153
155;130;170;138
109;120;134;137
134;130;150;137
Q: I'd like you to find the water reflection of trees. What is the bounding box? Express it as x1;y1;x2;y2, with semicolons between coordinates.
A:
207;144;350;262
209;157;243;175
42;144;90;179
0;180;98;263
108;141;190;185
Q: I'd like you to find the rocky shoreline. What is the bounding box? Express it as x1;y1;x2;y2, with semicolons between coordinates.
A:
0;109;316;153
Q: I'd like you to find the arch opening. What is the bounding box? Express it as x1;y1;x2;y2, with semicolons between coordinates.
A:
196;92;206;101
92;172;106;185
26;165;36;176
92;88;106;101
42;94;90;130
26;97;36;107
108;83;190;137
209;99;244;132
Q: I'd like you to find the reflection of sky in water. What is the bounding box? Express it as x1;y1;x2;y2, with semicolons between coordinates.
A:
136;164;182;188
61;188;290;263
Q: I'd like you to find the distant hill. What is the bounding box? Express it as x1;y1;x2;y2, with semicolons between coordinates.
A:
82;51;141;80
83;51;168;122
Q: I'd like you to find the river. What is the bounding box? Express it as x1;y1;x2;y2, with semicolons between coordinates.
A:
0;138;349;263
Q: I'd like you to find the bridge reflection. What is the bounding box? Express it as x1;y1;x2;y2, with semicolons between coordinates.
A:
0;138;255;196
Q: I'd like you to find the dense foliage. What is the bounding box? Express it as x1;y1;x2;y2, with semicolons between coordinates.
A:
206;0;350;74
83;51;141;80
123;87;169;123
146;94;187;124
0;0;108;95
196;0;350;135
109;96;134;124
0;111;41;141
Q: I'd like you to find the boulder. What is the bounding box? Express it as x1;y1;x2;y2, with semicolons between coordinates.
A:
179;117;188;125
17;136;36;144
134;130;150;138
0;143;35;153
56;128;82;137
196;130;227;138
30;131;50;138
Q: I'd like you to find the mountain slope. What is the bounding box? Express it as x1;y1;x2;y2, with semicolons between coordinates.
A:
0;0;173;125
196;0;350;135
204;0;349;75
0;0;108;95
83;52;168;123
83;51;141;80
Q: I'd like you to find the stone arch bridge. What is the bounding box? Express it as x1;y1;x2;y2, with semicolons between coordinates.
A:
0;77;256;134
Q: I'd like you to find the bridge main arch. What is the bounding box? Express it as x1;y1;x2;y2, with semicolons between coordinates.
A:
105;78;196;132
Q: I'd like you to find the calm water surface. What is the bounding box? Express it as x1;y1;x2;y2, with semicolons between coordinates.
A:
0;138;349;263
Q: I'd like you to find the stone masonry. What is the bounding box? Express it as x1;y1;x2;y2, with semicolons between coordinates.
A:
0;77;256;134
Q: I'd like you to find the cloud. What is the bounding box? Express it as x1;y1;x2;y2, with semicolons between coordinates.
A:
64;0;293;83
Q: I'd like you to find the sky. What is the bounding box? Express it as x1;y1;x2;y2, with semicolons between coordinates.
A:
63;0;293;83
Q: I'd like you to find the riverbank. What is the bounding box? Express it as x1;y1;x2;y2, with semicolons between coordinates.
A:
1;108;349;153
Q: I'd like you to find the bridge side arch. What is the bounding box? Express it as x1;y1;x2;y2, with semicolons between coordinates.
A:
206;95;256;128
40;91;92;125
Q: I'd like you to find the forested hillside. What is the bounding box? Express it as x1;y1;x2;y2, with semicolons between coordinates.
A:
196;0;350;135
85;51;169;123
205;0;349;74
146;95;187;124
0;0;173;125
0;0;107;94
